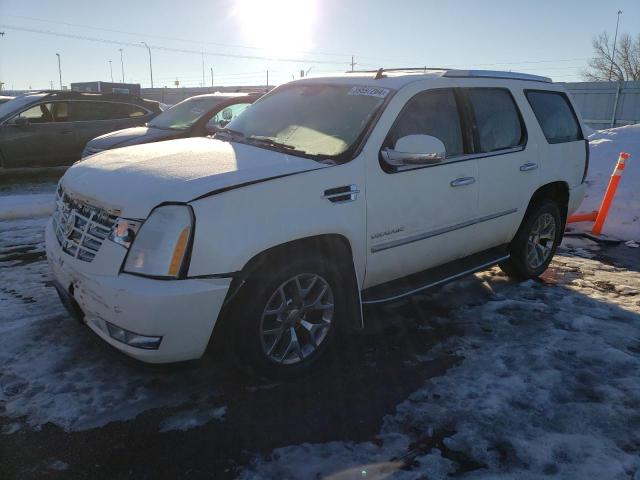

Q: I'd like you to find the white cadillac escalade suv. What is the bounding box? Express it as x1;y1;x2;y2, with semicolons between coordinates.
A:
46;69;588;378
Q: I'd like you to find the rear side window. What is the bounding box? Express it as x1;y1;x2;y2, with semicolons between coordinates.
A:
467;88;524;153
388;89;464;157
69;101;147;121
525;91;582;144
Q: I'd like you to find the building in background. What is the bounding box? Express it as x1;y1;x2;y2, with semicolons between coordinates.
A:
71;81;141;96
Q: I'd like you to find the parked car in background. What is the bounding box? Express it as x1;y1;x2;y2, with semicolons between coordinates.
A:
82;92;260;158
47;69;588;379
0;95;15;105
0;90;161;169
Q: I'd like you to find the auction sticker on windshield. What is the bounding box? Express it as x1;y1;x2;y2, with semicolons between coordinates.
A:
347;86;390;98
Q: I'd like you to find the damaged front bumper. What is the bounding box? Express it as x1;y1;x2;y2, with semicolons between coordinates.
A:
45;219;231;364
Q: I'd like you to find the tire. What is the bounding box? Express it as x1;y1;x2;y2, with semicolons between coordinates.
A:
229;255;347;380
499;199;563;280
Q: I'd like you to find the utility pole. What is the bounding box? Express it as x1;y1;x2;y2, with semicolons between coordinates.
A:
0;32;4;91
141;42;154;88
350;55;356;72
210;67;214;87
609;10;623;81
108;60;113;82
119;48;125;82
201;52;205;88
56;53;62;90
50;80;54;89
266;70;269;86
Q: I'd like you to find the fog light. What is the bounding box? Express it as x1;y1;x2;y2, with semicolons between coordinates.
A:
106;322;162;350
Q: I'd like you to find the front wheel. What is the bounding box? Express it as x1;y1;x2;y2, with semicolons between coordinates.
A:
231;257;345;380
500;200;563;280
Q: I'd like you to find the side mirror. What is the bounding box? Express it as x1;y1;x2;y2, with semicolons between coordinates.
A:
12;117;30;127
381;134;446;167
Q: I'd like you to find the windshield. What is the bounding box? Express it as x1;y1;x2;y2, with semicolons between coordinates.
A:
0;94;43;121
224;83;391;158
148;96;229;130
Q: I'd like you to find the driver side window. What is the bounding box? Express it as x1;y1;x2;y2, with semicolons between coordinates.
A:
11;103;55;124
206;102;251;129
387;89;463;158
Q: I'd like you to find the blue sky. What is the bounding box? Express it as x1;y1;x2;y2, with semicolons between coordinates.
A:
1;0;639;90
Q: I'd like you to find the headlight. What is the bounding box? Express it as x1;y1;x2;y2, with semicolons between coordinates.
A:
123;205;194;279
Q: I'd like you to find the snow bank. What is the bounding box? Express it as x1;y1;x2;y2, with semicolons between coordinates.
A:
0;193;55;220
581;124;640;240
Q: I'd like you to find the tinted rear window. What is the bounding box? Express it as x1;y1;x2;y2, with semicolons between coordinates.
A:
525;91;583;144
467;88;524;153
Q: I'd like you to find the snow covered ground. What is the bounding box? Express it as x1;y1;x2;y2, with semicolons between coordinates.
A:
578;124;640;241
241;248;640;479
1;209;640;478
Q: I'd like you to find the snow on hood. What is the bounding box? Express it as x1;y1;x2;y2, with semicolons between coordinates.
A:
61;137;325;218
87;126;178;150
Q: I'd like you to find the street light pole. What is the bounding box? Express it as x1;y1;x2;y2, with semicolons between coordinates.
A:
141;42;154;88
119;48;125;82
108;60;113;82
56;53;62;90
608;10;623;81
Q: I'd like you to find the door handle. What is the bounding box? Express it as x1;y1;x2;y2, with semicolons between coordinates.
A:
520;162;538;172
450;177;476;187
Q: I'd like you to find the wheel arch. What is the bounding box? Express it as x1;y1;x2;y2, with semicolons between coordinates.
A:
208;233;363;355
526;181;569;223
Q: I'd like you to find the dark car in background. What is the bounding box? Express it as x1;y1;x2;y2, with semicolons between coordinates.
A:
0;90;161;170
82;92;260;158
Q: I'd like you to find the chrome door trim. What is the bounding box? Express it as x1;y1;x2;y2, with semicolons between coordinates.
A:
450;176;476;187
520;162;539;172
371;208;518;253
361;254;511;305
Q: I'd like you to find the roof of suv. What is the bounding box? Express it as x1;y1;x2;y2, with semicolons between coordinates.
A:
293;68;554;90
18;90;160;107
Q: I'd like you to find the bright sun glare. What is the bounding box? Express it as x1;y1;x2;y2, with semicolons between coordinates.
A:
234;0;318;56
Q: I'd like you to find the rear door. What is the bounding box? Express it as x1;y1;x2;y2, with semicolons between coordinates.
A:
465;87;536;250
70;101;150;159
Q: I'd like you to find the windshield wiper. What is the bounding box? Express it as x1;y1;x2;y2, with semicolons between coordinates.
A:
214;128;245;140
245;136;304;153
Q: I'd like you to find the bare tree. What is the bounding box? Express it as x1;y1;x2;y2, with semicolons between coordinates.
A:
583;32;640;82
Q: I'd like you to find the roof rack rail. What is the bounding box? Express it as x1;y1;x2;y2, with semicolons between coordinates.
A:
345;67;450;74
443;70;552;83
344;67;552;83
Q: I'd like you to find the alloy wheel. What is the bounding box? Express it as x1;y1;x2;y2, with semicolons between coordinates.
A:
259;273;335;365
526;212;557;269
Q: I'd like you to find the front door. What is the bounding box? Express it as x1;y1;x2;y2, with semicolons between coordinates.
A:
0;102;76;168
364;88;479;289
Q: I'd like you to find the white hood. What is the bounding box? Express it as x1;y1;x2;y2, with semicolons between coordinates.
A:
62;137;325;218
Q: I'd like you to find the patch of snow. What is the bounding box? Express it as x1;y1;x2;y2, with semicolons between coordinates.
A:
578;124;640;241
241;256;640;479
159;405;227;432
0;217;222;432
48;460;69;471
0;193;54;220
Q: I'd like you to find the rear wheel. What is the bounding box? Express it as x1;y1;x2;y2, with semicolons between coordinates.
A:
500;200;563;280
230;256;345;380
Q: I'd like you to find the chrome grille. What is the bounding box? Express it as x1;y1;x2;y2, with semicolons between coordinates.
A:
52;186;118;263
